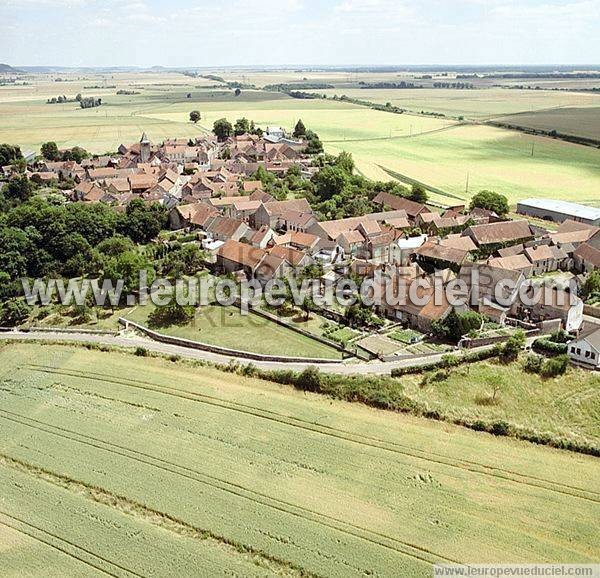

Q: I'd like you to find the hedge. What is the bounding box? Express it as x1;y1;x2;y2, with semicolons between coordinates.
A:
532;338;568;355
390;346;499;377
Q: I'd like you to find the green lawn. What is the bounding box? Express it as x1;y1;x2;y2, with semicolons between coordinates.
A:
0;342;597;576
124;303;342;359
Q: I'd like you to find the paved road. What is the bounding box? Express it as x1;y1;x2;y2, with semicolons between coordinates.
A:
0;329;496;375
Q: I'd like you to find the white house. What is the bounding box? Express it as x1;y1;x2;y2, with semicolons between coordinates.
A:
568;326;600;368
264;126;286;142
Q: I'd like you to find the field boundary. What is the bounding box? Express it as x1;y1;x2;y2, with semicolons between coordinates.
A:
377;165;465;203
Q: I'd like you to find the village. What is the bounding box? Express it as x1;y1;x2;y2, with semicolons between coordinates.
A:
4;125;600;368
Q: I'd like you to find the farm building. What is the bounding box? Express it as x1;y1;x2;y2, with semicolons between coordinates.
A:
517;198;600;226
568;326;600;368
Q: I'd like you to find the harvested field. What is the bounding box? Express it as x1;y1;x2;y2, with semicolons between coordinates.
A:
494;106;600;142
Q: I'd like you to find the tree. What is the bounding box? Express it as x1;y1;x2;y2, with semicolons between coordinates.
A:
96;234;135;257
409;183;428;204
189;110;201;123
0;298;31;327
335;151;355;175
485;374;504;404
234;117;251;136
161;244;205;277
118;199;167;244
212;118;233;140
300;295;315;321
41;141;60;161
469;190;509;217
0;144;23;166
4;175;35;203
296;366;322;392
311;165;349;200
68;146;88;163
304;130;323;154
102;250;155;295
540;354;569;378
293;118;307;138
234;88;241;96
581;270;600;300
499;330;526;363
148;302;195;328
431;309;482;343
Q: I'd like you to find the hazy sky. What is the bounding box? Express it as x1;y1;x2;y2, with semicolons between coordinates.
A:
1;0;599;67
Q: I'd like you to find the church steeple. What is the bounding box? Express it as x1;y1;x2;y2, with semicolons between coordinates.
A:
140;131;150;162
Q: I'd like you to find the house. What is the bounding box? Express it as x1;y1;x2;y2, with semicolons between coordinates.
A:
129;173;158;193
439;233;478;253
374;271;452;332
511;285;583;331
253;198;314;231
463;219;534;253
395;234;428;266
263;126;286;142
204;216;250;242
517;198;600;226
524;244;559;275
567;326;600;368
216;239;267;278
268;245;312;268
242;180;262;193
573;243;600;273
272;230;320;252
372;192;431;220
458;263;526;309
255;253;289;283
169;202;218;230
249;226;275;249
549;220;599;249
414;239;470;272
487;254;533;276
416;212;470;235
229;198;262;222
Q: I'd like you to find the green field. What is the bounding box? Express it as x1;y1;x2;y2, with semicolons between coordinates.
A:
403;357;600;450
327;124;600;205
0;342;598;576
2;72;600;205
321;87;600;120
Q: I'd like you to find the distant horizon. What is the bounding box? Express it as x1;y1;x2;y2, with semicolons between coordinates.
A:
6;64;600;72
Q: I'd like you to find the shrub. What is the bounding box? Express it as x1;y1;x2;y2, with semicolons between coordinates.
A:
0;298;31;327
533;337;568;355
540;355;569;378
241;363;258;377
490;420;511;436
296;366;322;392
523;354;543;374
499;330;525;363
134;346;148;357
